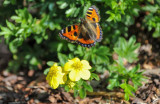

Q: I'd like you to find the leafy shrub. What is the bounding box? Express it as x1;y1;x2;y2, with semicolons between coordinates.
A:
142;0;160;38
1;0;158;100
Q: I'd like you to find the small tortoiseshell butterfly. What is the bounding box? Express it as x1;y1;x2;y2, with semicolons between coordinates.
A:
59;5;102;48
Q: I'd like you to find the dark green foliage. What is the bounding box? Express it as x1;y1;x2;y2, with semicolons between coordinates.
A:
1;0;158;100
142;0;160;37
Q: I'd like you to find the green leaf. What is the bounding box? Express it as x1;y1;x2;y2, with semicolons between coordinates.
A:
44;68;50;75
9;43;17;53
48;3;55;11
79;88;86;98
91;73;99;81
59;2;68;9
47;61;54;66
90;67;95;72
153;24;160;38
6;20;15;30
30;57;39;65
73;89;79;97
12;38;23;46
83;82;93;92
0;26;12;35
57;43;63;52
58;53;68;66
95;46;110;56
77;79;84;85
120;82;136;101
11;0;16;5
74;46;84;56
48;22;55;30
142;5;159;13
129;64;140;74
34;36;43;44
124;93;130;101
107;78;120;90
68;43;76;51
107;16;113;22
64;85;70;92
65;7;76;17
11;16;21;21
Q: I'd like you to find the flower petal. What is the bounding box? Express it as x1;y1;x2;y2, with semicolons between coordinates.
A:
79;70;91;80
60;74;67;84
71;58;80;63
81;60;92;70
69;70;81;81
50;78;59;89
64;60;74;71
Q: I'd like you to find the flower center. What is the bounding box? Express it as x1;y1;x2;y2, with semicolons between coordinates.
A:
49;68;59;77
72;62;83;71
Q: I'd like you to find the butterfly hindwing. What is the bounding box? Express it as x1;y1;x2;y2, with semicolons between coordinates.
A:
86;5;100;23
95;23;103;42
86;22;102;42
59;24;79;42
77;32;96;48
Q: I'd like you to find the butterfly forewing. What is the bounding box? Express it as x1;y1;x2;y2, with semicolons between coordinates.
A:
59;24;79;42
85;5;100;23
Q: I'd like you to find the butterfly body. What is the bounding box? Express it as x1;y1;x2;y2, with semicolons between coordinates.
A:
59;5;102;48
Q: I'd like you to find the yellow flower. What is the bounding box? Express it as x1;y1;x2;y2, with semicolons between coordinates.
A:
64;58;91;81
66;80;75;88
46;63;65;89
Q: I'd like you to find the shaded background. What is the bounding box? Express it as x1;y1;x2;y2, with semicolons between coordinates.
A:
0;0;160;103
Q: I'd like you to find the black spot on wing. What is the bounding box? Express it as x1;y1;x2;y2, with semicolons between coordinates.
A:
68;26;71;32
73;25;76;30
92;18;95;21
87;12;92;14
87;15;91;17
74;32;77;36
59;27;76;43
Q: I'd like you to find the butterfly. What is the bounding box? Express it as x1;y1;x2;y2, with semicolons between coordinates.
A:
59;5;102;48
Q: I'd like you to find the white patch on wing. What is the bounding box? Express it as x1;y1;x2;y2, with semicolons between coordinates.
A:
61;29;64;33
88;7;93;10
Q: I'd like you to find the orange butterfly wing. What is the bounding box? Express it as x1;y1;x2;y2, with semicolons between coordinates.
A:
86;5;100;23
59;25;79;42
95;23;103;42
77;32;96;48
